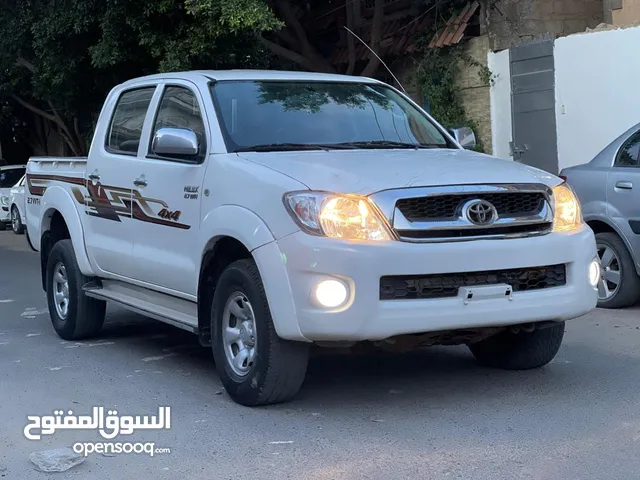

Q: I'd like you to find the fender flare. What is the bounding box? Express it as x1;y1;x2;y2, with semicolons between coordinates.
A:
198;205;276;255
39;185;94;276
197;205;307;341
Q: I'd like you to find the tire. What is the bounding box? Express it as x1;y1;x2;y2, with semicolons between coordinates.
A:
468;322;565;370
46;239;106;340
211;259;310;406
595;232;640;309
11;206;24;234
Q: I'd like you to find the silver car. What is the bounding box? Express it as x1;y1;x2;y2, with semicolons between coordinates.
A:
561;122;640;308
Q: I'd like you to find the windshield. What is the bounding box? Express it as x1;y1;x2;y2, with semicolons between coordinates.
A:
210;81;455;152
0;167;25;188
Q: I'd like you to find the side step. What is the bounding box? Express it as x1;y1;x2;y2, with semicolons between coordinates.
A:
83;280;198;334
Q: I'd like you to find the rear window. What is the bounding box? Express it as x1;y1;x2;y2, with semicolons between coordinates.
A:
0;168;26;188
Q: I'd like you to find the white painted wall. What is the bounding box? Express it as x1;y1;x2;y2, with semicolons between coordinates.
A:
488;25;640;171
554;26;640;170
488;49;513;160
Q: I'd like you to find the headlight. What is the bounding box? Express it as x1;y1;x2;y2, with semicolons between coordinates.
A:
552;183;583;232
283;191;394;241
0;196;8;206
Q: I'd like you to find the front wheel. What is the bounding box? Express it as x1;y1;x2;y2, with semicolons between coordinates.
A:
468;323;565;370
211;259;310;406
46;239;106;340
11;206;24;234
595;232;640;309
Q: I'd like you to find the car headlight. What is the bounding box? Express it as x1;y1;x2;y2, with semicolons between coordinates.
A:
552;183;583;232
0;196;8;206
283;191;394;241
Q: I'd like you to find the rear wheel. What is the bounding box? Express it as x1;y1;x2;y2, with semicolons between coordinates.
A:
211;259;310;406
46;239;106;340
595;232;640;309
11;206;24;234
469;323;565;370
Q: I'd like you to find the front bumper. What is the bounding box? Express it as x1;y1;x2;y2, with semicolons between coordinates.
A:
253;225;599;342
1;206;9;223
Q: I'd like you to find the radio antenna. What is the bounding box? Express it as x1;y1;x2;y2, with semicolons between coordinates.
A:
343;26;406;93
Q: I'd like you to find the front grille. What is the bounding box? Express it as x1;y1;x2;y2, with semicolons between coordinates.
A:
396;192;545;220
379;264;566;300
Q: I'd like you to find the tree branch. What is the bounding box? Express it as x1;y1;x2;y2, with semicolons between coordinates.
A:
360;0;384;77
276;0;313;50
260;36;317;71
272;0;335;73
47;100;83;155
16;56;35;72
10;94;57;122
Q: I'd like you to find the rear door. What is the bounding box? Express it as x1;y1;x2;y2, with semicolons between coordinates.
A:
83;85;158;277
127;81;209;296
606;129;640;252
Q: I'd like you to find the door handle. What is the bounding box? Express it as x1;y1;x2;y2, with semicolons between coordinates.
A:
88;173;100;181
615;181;633;190
133;178;147;187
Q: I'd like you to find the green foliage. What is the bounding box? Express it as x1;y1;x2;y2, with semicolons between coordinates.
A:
415;45;493;153
0;0;282;155
413;1;494;153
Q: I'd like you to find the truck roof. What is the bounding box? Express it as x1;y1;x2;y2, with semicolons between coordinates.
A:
119;69;383;87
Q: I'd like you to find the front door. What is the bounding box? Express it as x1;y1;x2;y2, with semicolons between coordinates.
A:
128;82;209;296
606;129;640;255
84;86;157;277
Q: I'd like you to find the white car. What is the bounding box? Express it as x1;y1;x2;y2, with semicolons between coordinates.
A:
0;165;26;230
25;70;599;406
9;174;26;234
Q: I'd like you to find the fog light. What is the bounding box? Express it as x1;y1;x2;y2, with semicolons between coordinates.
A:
314;279;348;308
589;259;601;287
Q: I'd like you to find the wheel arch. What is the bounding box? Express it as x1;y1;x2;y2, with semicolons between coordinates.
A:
196;235;254;346
38;187;94;291
586;217;640;276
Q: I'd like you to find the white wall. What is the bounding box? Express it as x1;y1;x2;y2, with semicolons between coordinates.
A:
554;26;640;170
488;49;513;160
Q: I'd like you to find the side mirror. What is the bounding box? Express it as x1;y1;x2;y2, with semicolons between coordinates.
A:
151;127;199;157
449;126;477;149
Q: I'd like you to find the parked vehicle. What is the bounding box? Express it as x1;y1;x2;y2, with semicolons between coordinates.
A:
25;70;599;406
0;165;26;230
561;122;640;309
9;174;26;234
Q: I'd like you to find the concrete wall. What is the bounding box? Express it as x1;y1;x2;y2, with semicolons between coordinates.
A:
612;0;640;24
485;0;603;50
455;36;492;152
554;25;640;169
489;25;640;171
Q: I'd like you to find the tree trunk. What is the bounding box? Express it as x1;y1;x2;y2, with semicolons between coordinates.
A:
360;0;384;77
345;1;357;75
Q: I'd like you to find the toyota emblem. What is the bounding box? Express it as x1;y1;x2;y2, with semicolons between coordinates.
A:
463;199;498;226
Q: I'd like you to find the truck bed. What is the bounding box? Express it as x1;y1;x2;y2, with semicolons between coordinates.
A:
25;156;88;251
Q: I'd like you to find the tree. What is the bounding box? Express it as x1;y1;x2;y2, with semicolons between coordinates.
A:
0;0;282;156
189;0;388;76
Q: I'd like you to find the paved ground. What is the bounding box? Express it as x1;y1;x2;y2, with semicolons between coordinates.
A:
1;231;640;479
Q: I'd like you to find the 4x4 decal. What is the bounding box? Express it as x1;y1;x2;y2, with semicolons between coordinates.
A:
26;173;190;230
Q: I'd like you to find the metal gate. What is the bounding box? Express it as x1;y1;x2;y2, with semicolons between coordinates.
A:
509;40;559;174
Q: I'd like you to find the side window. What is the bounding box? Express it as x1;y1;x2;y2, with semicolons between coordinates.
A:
150;86;206;161
615;131;640;167
107;87;156;155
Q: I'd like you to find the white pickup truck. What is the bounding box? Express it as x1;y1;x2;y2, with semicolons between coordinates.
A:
25;70;600;406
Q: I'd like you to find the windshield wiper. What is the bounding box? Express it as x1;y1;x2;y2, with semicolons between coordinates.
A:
234;143;355;152
333;140;446;150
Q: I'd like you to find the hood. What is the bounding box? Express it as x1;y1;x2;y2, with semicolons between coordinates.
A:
237;148;561;195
